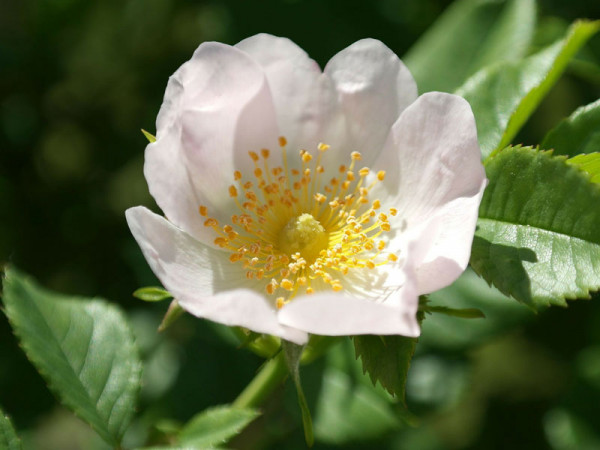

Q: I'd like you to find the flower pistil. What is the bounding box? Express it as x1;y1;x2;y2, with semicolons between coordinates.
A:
199;137;399;308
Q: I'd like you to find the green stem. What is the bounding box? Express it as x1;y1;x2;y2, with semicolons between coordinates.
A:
232;352;288;409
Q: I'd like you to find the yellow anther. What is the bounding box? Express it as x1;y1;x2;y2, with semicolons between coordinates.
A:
302;152;313;163
316;165;324;173
229;185;238;197
229;253;242;263
372;199;381;209
214;237;228;247
366;260;375;269
297;276;307;286
339;165;346;173
261;148;270;159
389;207;398;216
346;171;355;181
388;253;398;262
332;281;343;291
377;170;386;181
341;181;351;190
243;181;253;189
359;167;370;177
248;151;259;162
318;142;330;152
306;287;314;294
378;240;386;251
281;279;294;291
278;136;287;147
234;170;242;180
351;151;362;161
314;193;326;203
199;205;208;216
204;218;218;227
380;223;391;231
379;213;388;222
254;168;263;178
276;297;285;309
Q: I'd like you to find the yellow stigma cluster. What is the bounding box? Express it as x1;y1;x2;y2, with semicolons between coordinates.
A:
199;137;399;309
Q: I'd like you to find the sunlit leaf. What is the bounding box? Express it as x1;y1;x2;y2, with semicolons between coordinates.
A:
566;153;600;184
1;267;142;446
457;20;600;158
404;0;535;93
177;405;259;448
0;408;22;450
542;98;600;157
470;146;600;309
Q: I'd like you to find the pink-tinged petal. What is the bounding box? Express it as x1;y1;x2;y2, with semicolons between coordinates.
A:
378;92;486;294
126;206;308;344
414;186;485;294
145;42;281;244
236;34;343;154
279;245;420;337
324;38;418;166
278;277;419;338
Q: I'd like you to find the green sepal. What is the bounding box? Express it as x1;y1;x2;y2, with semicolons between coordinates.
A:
133;286;173;302
141;129;156;143
282;340;314;447
158;299;185;332
423;305;486;319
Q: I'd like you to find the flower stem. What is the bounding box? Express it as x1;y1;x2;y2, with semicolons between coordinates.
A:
232;352;288;409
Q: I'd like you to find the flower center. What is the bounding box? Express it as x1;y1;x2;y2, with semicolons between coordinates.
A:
199;137;399;308
278;213;328;264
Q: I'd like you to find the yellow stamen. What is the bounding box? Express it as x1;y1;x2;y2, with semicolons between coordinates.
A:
199;139;400;305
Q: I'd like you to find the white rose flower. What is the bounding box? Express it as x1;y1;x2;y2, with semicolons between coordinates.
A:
126;34;487;345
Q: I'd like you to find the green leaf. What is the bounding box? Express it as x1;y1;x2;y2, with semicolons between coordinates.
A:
282;340;314;447
567;153;600;183
1;267;142;446
141;129;156;143
470;146;600;309
404;0;535;93
314;340;403;445
353;318;422;404
133;286;172;302
457;20;600;158
542;99;600;157
177;405;259;448
0;408;22;450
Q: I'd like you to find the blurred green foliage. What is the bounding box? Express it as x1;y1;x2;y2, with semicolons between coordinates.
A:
1;0;600;449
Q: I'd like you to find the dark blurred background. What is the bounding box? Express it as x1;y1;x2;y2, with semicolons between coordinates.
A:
1;0;600;449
